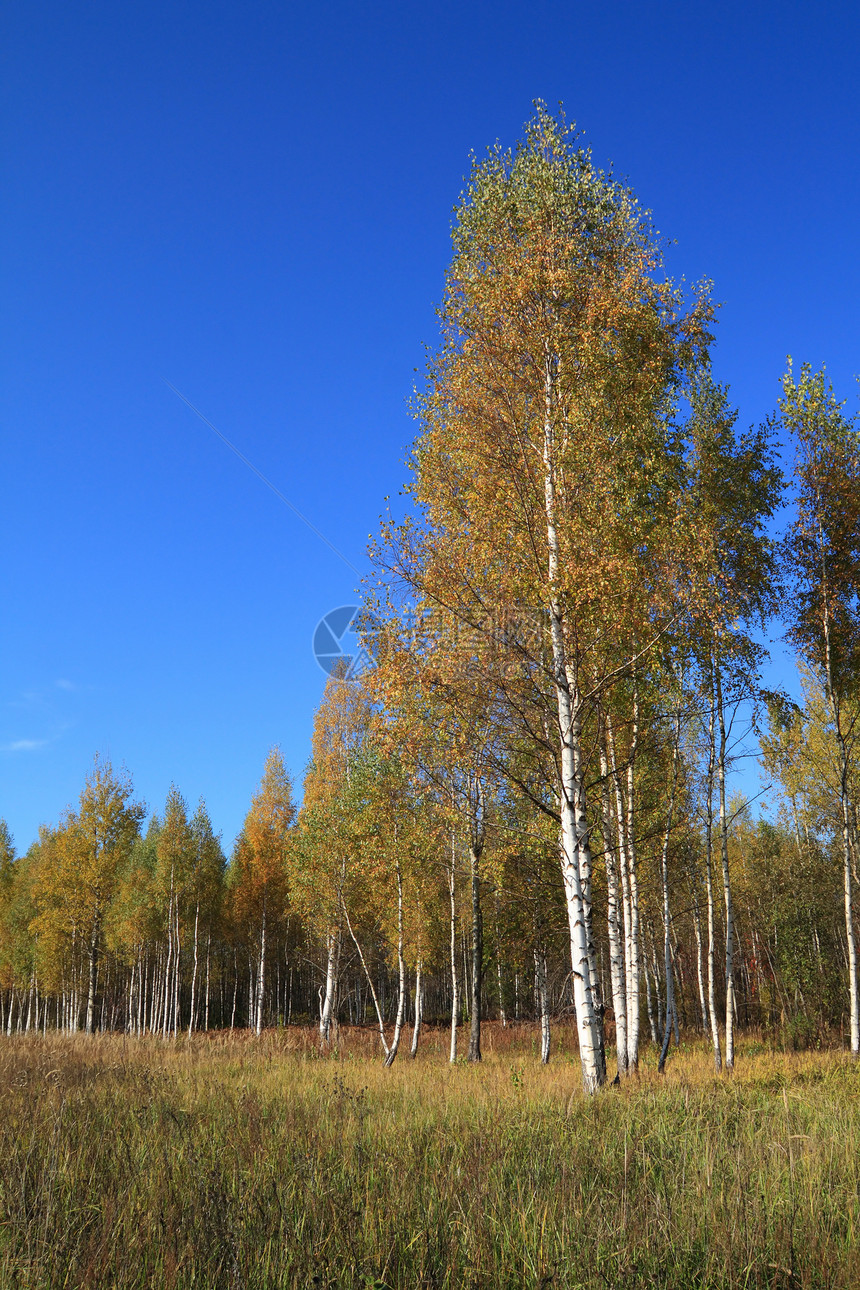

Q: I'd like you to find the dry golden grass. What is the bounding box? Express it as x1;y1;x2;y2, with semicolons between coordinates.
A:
0;1025;857;1288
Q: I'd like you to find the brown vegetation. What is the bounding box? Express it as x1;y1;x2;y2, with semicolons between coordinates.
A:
0;1026;858;1288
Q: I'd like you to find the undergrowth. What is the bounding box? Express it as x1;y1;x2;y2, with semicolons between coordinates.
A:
0;1027;857;1288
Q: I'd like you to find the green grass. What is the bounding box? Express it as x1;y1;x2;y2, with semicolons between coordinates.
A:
0;1027;858;1288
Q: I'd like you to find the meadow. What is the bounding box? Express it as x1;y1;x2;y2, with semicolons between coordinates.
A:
0;1025;857;1289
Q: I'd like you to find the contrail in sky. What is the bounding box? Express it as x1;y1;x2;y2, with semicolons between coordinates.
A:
164;379;362;578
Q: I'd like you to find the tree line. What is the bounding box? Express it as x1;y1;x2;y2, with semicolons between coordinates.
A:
2;106;858;1090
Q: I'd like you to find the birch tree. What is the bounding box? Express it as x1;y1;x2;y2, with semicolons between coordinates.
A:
107;817;160;1035
30;758;145;1035
365;609;501;1062
236;748;295;1037
371;105;711;1091
296;663;372;1042
187;802;224;1034
0;824;16;1008
155;788;194;1036
686;372;782;1069
780;362;860;1055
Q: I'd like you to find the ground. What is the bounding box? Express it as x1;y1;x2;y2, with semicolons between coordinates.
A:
0;1024;857;1288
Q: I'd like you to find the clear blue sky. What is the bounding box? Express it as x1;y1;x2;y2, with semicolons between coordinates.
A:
2;1;858;852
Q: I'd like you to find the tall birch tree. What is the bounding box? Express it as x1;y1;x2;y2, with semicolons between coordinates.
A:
685;372;782;1069
780;361;860;1055
371;105;711;1091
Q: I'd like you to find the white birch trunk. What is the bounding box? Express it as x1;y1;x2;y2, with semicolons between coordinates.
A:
410;962;423;1059
607;698;642;1069
467;839;483;1063
600;736;627;1074
543;353;605;1092
658;705;681;1073
319;931;338;1042
383;861;407;1068
343;904;392;1062
606;713;635;1072
204;932;211;1032
449;835;459;1064
534;948;551;1063
162;876;174;1039
85;915;99;1037
715;666;737;1070
494;891;506;1026
704;674;723;1070
822;603;860;1053
188;901;200;1038
255;907;266;1037
25;973;34;1034
172;902;181;1038
690;876;709;1033
645;962;658;1044
838;756;860;1053
573;725;605;1072
127;958;136;1034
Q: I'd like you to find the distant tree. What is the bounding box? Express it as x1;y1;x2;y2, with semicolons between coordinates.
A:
0;823;34;1032
154;787;194;1036
106;816;159;1033
187;801;224;1034
296;664;371;1042
31;757;145;1034
0;823;14;983
234;748;295;1036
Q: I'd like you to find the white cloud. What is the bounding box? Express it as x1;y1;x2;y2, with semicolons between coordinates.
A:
55;678;77;692
1;737;49;752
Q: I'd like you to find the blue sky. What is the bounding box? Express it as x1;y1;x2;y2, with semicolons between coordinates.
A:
2;1;858;851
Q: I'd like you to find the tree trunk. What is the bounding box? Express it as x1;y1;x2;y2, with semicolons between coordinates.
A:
467;843;483;1063
410;962;423;1058
690;873;709;1033
256;904;266;1037
188;901;200;1038
839;763;860;1054
534;948;550;1063
24;973;35;1034
449;836;459;1063
494;891;506;1026
85;914;100;1036
658;704;682;1073
825;659;860;1054
162;879;174;1039
172;903;181;1037
204;932;211;1032
343;903;393;1063
127;958;136;1034
319;931;339;1042
644;940;658;1045
715;665;737;1071
600;734;627;1074
384;861;407;1068
542;363;605;1092
704;675;723;1071
608;701;641;1072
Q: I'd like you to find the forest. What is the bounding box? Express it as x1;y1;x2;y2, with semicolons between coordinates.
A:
2;108;859;1100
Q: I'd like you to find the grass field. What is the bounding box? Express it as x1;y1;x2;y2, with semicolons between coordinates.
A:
0;1025;857;1289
